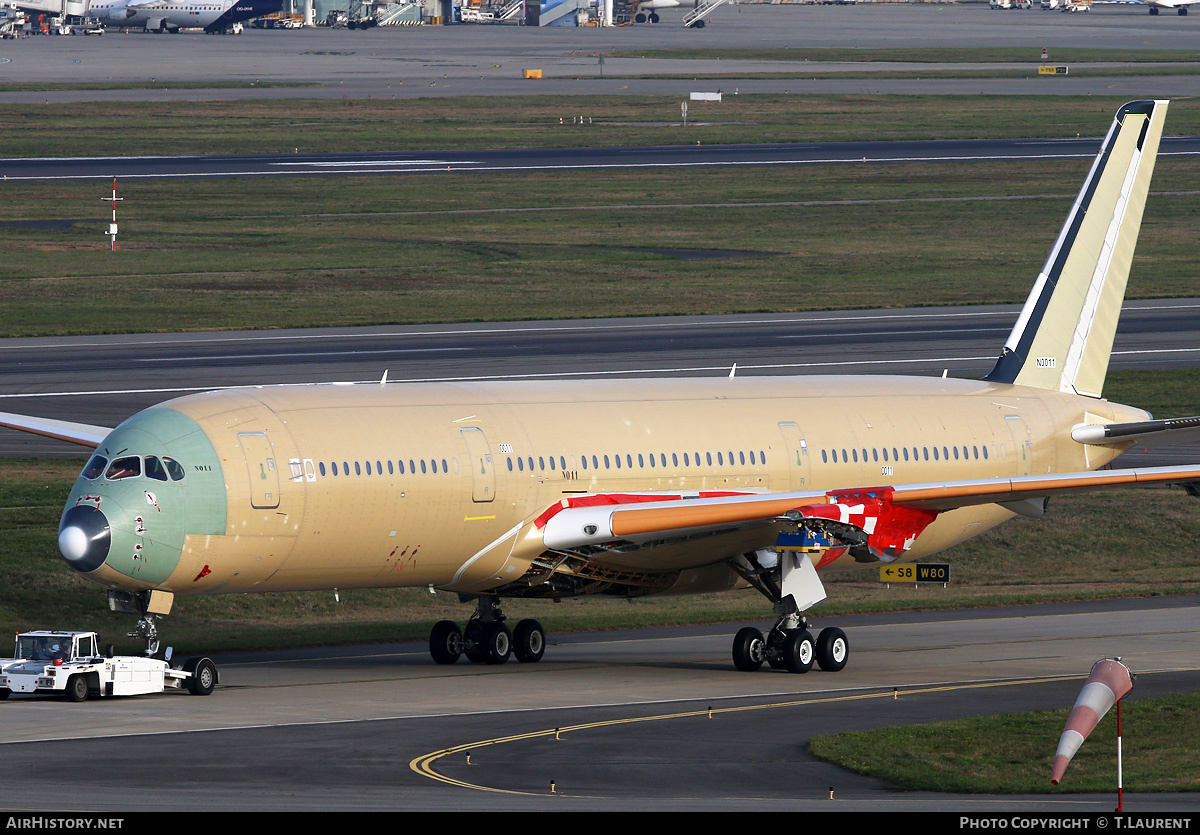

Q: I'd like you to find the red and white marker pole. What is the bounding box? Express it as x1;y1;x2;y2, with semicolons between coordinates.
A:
103;177;122;251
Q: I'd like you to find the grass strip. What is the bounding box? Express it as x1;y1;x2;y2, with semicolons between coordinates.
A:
809;693;1200;793
2;156;1199;337
1;95;1199;158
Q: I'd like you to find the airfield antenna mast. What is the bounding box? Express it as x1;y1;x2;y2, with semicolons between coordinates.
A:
103;176;122;251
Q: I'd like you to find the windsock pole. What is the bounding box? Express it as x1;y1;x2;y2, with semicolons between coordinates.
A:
1116;697;1123;812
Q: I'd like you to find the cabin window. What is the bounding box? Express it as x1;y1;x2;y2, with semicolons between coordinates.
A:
82;455;108;480
366;461;373;475
932;447;939;461
507;458;513;472
821;450;828;464
517;458;524;472
973;446;979;459
638;454;645;468
983;446;989;460
902;448;909;462
549;456;556;471
953;447;959;460
560;456;566;470
604;455;611;469
882;448;888;462
672;453;679;467
627;454;633;468
581;456;588;471
319;462;327;477
421;460;428;474
648;454;655;468
353;461;361;475
399;460;406;474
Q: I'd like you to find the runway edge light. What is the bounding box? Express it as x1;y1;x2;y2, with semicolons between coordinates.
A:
1050;657;1134;796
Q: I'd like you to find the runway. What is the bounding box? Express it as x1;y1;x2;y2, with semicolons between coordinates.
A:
5;135;1200;181
1;595;1197;811
2;299;1198;458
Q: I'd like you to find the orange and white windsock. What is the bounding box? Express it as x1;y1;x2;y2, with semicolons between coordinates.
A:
1050;658;1134;785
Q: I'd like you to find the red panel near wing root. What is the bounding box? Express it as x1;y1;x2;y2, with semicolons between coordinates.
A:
791;487;939;561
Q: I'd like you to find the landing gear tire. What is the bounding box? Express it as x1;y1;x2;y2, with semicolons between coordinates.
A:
815;627;849;672
185;657;217;695
0;689;9;700
649;11;660;22
731;627;765;672
782;630;815;674
462;620;488;663
634;11;646;21
66;674;89;703
512;619;546;663
429;620;464;665
482;622;512;665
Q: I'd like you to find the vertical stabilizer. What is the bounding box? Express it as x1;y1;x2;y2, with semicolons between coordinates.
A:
984;100;1167;397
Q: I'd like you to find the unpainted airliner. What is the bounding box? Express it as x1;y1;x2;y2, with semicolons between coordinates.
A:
2;100;1197;677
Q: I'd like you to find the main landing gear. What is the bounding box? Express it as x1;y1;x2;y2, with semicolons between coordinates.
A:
727;547;851;674
733;619;848;674
428;595;545;666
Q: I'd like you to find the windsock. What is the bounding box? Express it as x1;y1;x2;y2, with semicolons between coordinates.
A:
1050;658;1134;785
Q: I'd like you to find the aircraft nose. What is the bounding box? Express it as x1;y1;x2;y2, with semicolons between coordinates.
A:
58;504;111;573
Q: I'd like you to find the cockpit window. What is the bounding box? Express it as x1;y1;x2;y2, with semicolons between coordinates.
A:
81;455;108;480
145;456;168;481
163;457;185;481
105;456;141;481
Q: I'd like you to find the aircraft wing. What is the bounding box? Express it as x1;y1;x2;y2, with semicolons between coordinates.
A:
0;412;111;449
539;463;1200;553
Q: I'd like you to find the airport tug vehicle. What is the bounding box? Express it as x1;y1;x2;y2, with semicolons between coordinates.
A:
0;631;217;701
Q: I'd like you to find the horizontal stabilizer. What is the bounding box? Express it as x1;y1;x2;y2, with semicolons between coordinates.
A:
0;412;110;449
1071;415;1200;448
